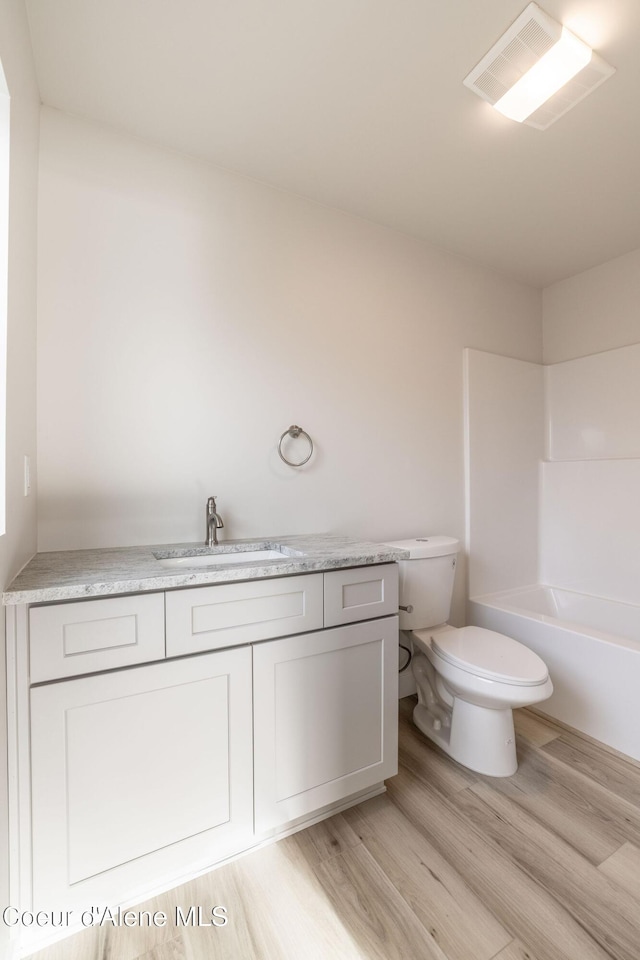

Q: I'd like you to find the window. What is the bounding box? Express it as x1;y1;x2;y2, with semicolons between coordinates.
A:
0;59;9;535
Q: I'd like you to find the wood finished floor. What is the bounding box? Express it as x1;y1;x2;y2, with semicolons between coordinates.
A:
26;698;640;960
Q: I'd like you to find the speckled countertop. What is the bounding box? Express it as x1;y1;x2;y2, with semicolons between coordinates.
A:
3;534;408;605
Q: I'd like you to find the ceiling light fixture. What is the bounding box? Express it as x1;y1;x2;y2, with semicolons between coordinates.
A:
463;2;615;130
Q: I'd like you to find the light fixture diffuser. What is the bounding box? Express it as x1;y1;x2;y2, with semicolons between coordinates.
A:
463;3;615;130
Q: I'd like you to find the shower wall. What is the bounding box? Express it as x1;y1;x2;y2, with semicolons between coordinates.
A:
541;344;640;605
542;249;640;607
463;348;544;599
465;342;640;606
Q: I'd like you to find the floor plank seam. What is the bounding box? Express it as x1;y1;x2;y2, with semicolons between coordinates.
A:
539;740;640;813
462;781;640;960
389;767;625;960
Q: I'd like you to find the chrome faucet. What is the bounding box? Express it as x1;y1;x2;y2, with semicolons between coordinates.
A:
205;496;224;547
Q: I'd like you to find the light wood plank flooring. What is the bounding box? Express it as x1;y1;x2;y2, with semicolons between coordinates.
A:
26;698;640;960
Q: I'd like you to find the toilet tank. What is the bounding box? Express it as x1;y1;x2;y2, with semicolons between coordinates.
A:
385;537;460;630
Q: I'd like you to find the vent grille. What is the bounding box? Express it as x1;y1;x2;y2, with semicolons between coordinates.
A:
518;17;556;56
464;6;560;106
524;53;616;129
463;2;615;129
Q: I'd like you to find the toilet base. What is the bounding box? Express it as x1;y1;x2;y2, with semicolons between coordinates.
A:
413;698;517;777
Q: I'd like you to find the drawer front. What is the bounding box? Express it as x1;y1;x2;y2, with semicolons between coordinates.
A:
324;563;398;626
165;574;324;656
30;593;165;682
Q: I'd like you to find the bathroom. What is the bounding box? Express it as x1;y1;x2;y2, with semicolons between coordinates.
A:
2;1;640;958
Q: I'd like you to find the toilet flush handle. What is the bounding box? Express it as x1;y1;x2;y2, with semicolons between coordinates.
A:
399;604;414;613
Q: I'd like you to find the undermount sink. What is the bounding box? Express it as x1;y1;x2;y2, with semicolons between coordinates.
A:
154;545;299;569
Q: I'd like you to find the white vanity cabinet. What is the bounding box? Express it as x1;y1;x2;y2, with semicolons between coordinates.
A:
8;559;398;949
29;645;253;912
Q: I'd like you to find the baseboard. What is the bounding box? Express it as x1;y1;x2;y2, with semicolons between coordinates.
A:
525;706;640;770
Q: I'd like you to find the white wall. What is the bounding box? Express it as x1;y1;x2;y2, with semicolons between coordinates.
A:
37;107;542;623
546;344;640;461
543;246;640;364
464;349;544;598
0;0;39;949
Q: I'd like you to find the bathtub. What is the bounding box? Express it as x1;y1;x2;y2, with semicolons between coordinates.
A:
468;585;640;763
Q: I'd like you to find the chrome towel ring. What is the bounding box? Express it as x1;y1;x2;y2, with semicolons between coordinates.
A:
278;425;314;467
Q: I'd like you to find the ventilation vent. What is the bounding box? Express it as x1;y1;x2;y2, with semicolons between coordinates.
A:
463;2;615;129
524;53;615;129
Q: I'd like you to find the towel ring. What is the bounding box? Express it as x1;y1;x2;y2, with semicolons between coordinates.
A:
278;425;314;467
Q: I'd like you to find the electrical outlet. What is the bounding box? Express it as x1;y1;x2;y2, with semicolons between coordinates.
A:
24;455;31;497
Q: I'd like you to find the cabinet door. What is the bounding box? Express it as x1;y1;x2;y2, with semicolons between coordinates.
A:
253;616;398;833
30;648;253;912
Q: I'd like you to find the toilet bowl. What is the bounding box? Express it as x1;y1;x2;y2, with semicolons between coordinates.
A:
411;624;552;776
385;536;553;777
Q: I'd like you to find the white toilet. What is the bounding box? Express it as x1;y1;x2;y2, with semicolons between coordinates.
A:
386;536;553;776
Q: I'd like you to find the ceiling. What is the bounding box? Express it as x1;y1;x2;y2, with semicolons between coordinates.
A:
23;0;640;287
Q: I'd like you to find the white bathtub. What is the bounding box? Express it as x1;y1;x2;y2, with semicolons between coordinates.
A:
468;585;640;762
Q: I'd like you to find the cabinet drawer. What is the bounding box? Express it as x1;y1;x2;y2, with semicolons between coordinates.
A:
30;593;165;682
165;574;324;656
324;563;398;626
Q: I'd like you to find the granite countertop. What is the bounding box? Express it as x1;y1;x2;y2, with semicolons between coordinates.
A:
3;534;409;605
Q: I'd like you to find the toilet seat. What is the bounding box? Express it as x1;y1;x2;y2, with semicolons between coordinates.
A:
416;626;549;686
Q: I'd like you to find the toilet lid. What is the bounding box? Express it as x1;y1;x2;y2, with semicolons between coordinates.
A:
431;626;549;686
